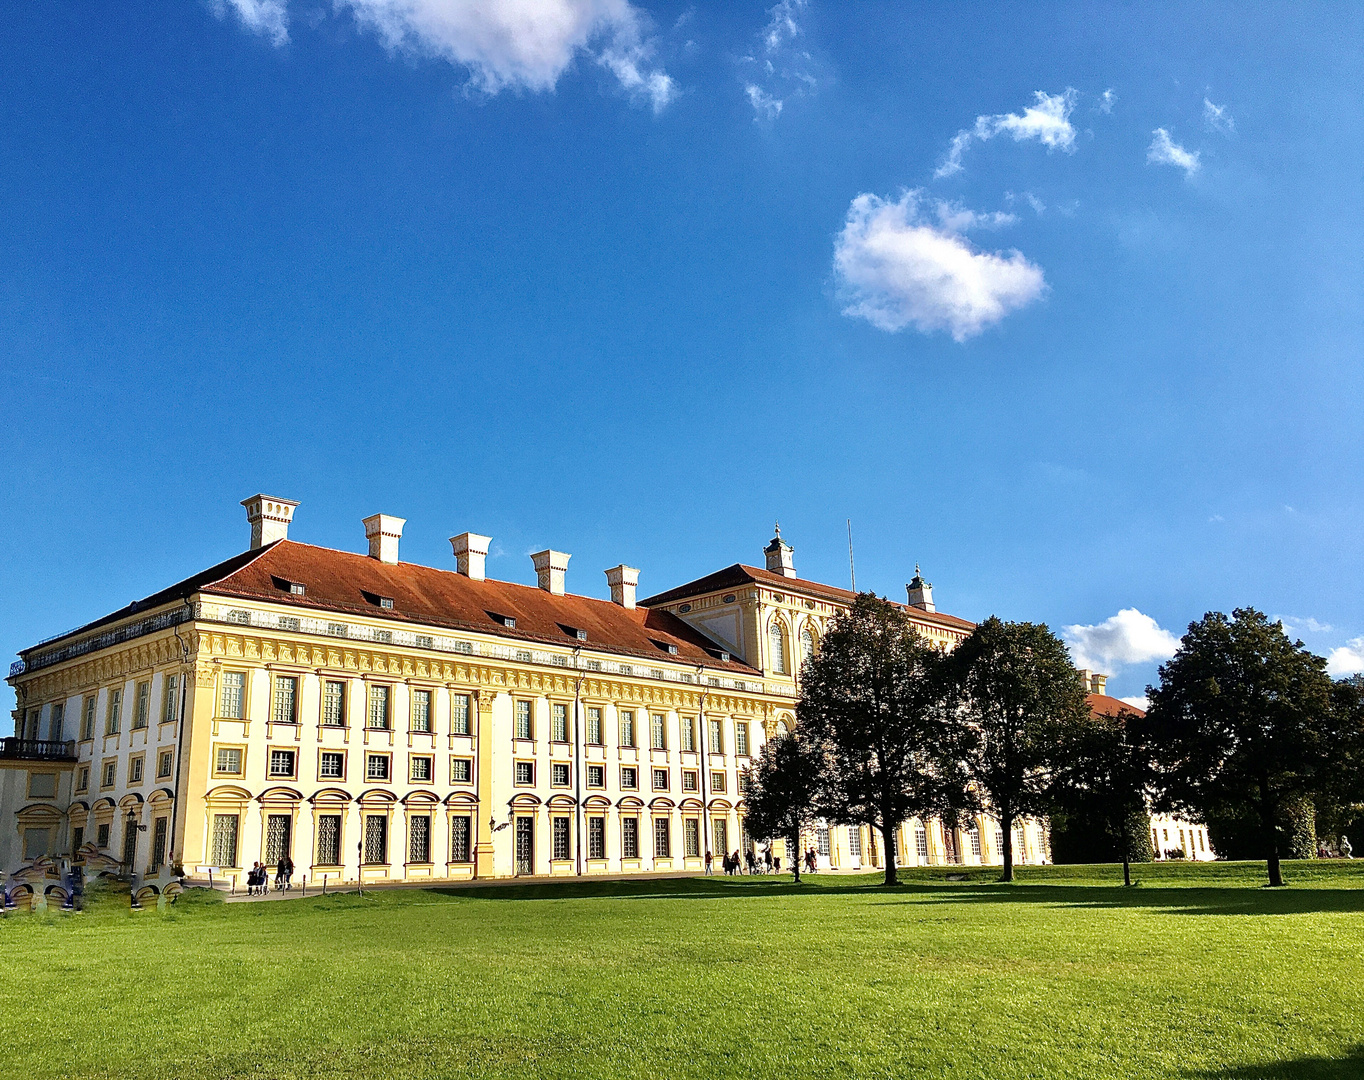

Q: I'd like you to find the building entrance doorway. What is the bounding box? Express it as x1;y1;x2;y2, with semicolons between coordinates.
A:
515;817;534;875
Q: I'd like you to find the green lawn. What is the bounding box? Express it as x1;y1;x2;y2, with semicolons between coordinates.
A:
5;861;1363;1079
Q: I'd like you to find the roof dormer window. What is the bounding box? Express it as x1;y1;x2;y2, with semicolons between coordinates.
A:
273;576;306;596
488;612;516;629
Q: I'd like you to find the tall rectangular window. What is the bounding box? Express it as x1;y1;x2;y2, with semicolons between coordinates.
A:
515;700;533;740
650;713;666;750
915;824;929;860
653;817;670;858
708;719;723;754
211;813;240;868
81;696;96;740
713;818;728;855
618;710;635;748
409;815;431;863
684;818;700;858
161;675;179;725
588;816;605;860
411;690;432;733
849;827;862;858
274;677;298;724
816;825;830;857
451;694;470;735
621;817;639;859
105;688;122;735
363;816;387;864
586;707;603;745
102;760;117;787
48;702;65;741
968;825;982;857
130;756;144;783
316;815;341;865
551;703;568;742
552;816;571;861
368;685;391;730
134;681;151;729
735;722;749;756
681;716;695;752
450;816;471;862
220;672;245;719
323;681;346;727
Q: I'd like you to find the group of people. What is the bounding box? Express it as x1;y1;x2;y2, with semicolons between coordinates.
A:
1317;835;1354;859
702;847;784;875
245;855;295;895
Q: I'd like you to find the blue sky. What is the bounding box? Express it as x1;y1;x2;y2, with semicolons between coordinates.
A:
3;1;1362;710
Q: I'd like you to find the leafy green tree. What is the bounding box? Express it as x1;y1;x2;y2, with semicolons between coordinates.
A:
1138;609;1337;887
797;593;971;886
943;617;1091;882
741;725;823;884
1048;703;1153;886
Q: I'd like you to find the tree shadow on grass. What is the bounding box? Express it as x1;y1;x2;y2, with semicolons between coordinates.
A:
425;875;1364;916
1183;1044;1364;1079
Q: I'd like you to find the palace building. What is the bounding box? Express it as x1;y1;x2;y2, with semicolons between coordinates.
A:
3;496;1054;887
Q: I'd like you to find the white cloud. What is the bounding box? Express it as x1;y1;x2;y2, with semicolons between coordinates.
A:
220;0;675;110
934;201;1016;231
1327;638;1364;678
743;0;816;121
833;190;1046;341
1275;615;1334;635
1203;97;1235;135
1098;88;1116;114
1147;128;1200;176
1063;608;1181;674
935;89;1078;178
746;84;782;121
1119;695;1149;711
213;0;289;45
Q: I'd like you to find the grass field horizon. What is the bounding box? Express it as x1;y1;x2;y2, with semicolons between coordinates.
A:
5;860;1362;1079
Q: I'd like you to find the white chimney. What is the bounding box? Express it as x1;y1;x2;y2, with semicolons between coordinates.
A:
1091;672;1108;696
605;565;639;609
763;524;797;578
241;495;299;550
906;565;934;612
531;550;571;595
363;514;406;564
450;532;491;581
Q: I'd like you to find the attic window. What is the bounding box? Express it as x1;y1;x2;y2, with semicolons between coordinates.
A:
575;629;588;641
488;612;516;629
716;651;731;662
652;640;679;655
273;576;306;596
379;597;394;609
678;603;692;613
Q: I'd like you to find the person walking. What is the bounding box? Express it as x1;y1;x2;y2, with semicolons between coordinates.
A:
704;849;714;875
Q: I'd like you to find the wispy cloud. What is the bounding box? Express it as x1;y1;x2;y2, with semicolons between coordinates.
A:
1063;608;1180;673
833;190;1045;341
1119;694;1149;711
213;0;289;45
1147;128;1200;177
1097;88;1116;114
216;0;675;112
1275;615;1334;636
935;89;1078;178
1327;637;1364;678
1203;97;1235;135
742;0;818;122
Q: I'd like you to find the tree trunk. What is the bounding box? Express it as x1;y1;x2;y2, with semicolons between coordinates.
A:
999;812;1014;883
1121;826;1131;888
789;829;802;884
1259;778;1284;887
881;816;898;887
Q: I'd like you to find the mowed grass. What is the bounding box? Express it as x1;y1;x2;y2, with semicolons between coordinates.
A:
4;861;1364;1080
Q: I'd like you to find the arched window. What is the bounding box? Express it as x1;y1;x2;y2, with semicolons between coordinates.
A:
769;621;787;675
800;627;815;663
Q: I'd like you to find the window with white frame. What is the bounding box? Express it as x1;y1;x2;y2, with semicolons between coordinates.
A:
215;747;242;776
211;813;240;868
515;700;533;741
102;759;118;787
681;716;695;752
587;764;604;788
618;710;635;748
273;676;298;724
133;681;151;729
816;825;830;857
450;757;472;784
588;816;605;860
451;694;470;735
129;756;144;783
161;676;178;725
586;706;603;745
323;680;346;727
450;816;471;862
552;762;570;787
220;672;245;720
363;815;387;864
269;749;296;778
801;627;815;663
708;718;723;754
684;818;700;858
411;689;432;733
368;685;391;730
319;751;345;779
551;703;568;742
682;770;698;793
316;815;341;865
105;688;122;735
967;823;982;857
652;767;669;791
515;761;534;785
710;771;725;794
365;753;390;781
653;817;670;858
770;621;787;674
409;815;431;863
915;823;929;860
849;827;862;858
650;713;666;750
410;755;432;782
620;766;637;790
157;749;174;779
622;817;639;859
735;722;749;756
81;696;96;740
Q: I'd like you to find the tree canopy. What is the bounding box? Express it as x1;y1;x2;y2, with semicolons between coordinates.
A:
797;593;970;885
741;724;823;884
943;616;1091;882
1138;608;1338;886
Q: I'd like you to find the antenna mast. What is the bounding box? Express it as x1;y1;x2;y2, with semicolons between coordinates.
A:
847;518;856;592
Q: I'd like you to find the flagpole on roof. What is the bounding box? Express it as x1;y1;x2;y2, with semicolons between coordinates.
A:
847;519;856;592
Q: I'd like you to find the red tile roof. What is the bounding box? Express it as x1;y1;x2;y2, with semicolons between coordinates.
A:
29;541;758;674
639;563;976;632
1087;693;1145;719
